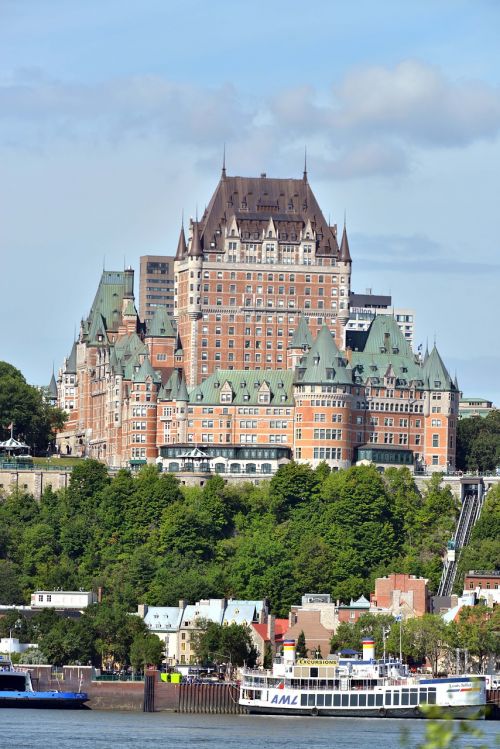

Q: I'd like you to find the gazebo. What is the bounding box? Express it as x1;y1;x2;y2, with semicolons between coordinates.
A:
176;447;211;473
0;436;30;456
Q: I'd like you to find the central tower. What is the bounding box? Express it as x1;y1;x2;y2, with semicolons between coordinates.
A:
174;168;351;385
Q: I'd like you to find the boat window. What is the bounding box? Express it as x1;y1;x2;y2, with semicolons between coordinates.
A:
376;694;383;706
428;688;436;705
401;690;409;706
350;694;358;707
300;694;308;706
310;667;318;678
317;694;324;707
341;694;349;707
410;689;418;706
308;694;315;707
325;694;332;707
419;689;427;704
393;691;400;706
333;694;341;707
385;692;391;705
367;694;375;707
358;694;367;707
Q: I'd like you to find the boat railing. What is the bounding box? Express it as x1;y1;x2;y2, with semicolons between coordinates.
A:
241;675;422;691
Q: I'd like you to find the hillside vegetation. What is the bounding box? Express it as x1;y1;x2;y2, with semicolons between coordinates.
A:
0;461;465;614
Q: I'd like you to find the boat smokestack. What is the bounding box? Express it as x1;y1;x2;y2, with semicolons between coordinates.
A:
362;638;375;661
283;639;296;665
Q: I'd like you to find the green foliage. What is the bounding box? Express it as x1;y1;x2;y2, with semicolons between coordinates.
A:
0;361;67;452
191;619;257;668
456;411;500;472
129;633;164;671
296;630;307;658
0;457;478;666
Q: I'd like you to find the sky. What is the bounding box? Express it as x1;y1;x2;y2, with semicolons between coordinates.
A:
1;0;499;403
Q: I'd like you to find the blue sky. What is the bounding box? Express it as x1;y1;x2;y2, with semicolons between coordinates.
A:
1;0;499;403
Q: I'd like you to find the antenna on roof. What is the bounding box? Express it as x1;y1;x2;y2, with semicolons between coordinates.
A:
103;255;106;271
343;209;346;229
222;143;226;179
303;145;308;181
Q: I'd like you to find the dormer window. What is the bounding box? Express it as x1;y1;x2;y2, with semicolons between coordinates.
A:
434;380;441;387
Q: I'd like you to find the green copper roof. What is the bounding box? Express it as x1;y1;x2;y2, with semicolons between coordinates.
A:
289;315;313;350
146;306;176;338
48;372;57;398
362;315;413;358
133;356;162;384
123;299;137;317
159;369;188;401
85;271;129;343
296;325;352;385
66;341;77;374
188;369;294;406
422;345;453;390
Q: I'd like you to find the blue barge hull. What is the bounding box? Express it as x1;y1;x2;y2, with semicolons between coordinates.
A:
0;691;89;709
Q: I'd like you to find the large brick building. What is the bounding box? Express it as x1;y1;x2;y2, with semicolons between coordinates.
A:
56;169;458;474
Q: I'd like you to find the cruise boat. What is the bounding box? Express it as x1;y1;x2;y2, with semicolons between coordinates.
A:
0;658;89;709
239;639;486;719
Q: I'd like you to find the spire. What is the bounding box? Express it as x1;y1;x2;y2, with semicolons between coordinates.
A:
48;372;57;400
303;145;308;181
222;144;226;179
339;223;351;263
175;219;187;260
189;220;203;257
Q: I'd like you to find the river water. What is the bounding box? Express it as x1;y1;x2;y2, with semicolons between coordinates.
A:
0;711;498;749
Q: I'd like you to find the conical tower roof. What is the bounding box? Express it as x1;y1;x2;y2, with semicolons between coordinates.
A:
339;224;351;263
423;345;453;390
48;372;57;399
175;224;187;260
289;315;313;350
189;221;203;257
297;325;351;385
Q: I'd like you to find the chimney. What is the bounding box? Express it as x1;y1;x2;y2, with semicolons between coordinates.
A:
179;599;186;610
97;587;103;603
137;604;148;618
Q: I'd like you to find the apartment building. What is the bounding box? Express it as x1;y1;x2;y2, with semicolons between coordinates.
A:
139;255;175;324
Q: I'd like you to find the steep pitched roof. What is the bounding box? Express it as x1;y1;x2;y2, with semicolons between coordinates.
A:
189;369;294;406
189;220;203;257
145;306;176;338
175;224;187;261
289;315;313;350
66;341;77;374
339;224;352;263
133;356;162;384
85;271;129;342
48;372;57;398
423;345;453;390
362;314;414;358
296;325;352;385
197;173;340;257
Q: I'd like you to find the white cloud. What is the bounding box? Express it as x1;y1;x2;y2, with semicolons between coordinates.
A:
1;60;500;180
333;60;500;146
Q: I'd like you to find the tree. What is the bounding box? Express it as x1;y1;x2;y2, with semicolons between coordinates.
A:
0;361;66;452
191;620;257;668
296;630;307;658
129;633;164;672
448;606;499;672
390;615;450;676
268;462;319;520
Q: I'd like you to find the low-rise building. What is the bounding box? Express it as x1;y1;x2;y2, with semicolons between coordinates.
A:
30;590;97;611
138;604;184;665
459;397;495;419
370;574;429;618
463;570;500;606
